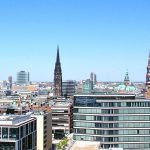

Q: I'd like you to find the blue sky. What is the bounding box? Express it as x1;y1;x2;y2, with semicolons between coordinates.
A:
0;0;149;82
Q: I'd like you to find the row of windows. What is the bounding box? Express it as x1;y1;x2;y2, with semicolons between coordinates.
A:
75;108;150;114
119;129;150;135
119;136;150;142
119;143;150;149
119;108;150;114
74;101;150;108
74;122;119;128
74;128;150;135
74;129;119;135
74;115;150;121
119;122;150;128
0;128;19;139
74;121;150;128
74;108;101;114
119;115;150;121
126;102;150;107
102;102;150;107
101;143;150;149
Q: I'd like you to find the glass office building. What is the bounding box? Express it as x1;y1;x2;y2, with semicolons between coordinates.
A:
73;94;150;149
0;115;37;150
62;80;76;97
17;71;30;85
82;79;93;94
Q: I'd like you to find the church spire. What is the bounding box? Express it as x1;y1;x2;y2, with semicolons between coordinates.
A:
124;71;130;86
56;45;60;64
54;46;62;97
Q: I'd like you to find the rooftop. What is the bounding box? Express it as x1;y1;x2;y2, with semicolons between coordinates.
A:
0;114;32;125
70;141;100;150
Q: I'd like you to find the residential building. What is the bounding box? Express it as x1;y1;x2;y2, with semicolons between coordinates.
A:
73;94;150;149
0;114;36;150
16;71;30;85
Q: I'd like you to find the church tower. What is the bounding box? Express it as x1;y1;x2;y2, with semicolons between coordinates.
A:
145;53;150;99
124;71;130;86
54;46;62;97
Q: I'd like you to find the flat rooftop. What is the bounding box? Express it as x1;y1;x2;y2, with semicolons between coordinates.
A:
0;114;32;125
70;141;100;150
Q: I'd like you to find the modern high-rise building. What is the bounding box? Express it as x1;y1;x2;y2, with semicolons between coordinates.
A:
73;94;150;149
90;72;97;85
0;114;37;150
16;71;29;85
62;80;76;97
82;79;93;94
93;73;97;85
8;76;12;89
90;72;94;82
145;53;150;99
54;46;62;97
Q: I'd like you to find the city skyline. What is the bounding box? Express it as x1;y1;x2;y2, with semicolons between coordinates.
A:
0;0;150;81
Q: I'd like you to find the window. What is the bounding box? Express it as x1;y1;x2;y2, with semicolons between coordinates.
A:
2;128;8;139
9;128;19;139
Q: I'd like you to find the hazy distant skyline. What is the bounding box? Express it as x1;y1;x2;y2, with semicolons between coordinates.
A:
0;0;150;82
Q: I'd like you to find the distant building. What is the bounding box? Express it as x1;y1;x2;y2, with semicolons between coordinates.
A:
82;79;93;94
16;71;29;85
114;72;136;94
124;71;130;86
90;72;94;82
145;53;150;99
73;94;150;149
8;76;12;89
62;80;76;97
54;46;62;97
93;73;97;85
0;114;37;150
90;72;97;85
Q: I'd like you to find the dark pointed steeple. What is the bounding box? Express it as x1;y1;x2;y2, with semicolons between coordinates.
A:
56;45;60;64
54;45;62;73
54;46;62;97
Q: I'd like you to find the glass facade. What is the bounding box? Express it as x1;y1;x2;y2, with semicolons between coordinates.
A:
62;80;76;97
73;95;150;149
17;71;29;85
0;120;37;150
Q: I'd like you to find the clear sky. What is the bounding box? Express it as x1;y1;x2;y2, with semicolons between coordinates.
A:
0;0;150;82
